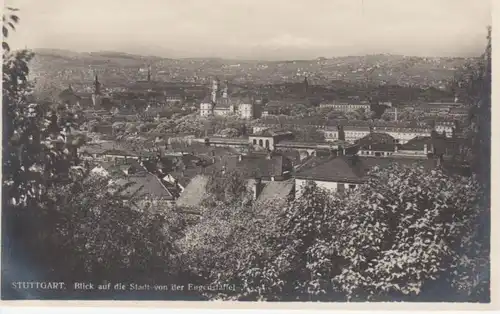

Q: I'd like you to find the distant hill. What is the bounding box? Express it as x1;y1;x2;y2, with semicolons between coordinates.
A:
27;49;474;89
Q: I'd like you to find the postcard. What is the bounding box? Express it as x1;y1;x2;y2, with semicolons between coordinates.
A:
1;0;496;310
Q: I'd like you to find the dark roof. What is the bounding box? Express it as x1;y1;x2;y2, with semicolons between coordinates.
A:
208;137;249;144
294;156;365;183
201;96;214;104
359;143;396;152
401;136;461;156
79;141;134;156
295;156;436;183
114;172;174;200
215;154;291;178
251;129;294;137
357;132;396;145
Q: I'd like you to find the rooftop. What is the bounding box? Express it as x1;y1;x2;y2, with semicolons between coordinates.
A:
175;175;210;208
295;155;437;183
114;172;174;200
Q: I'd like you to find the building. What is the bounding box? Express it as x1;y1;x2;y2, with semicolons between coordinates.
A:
237;97;254;119
343;126;372;142
91;159;175;210
249;130;294;151
294;155;437;197
199;78;257;119
322;126;341;142
59;85;81;107
434;121;456;137
449;107;469;118
372;126;431;144
319;100;371;112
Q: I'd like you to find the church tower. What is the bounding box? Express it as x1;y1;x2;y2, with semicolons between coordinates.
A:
92;73;102;108
303;76;309;94
147;65;151;82
211;77;219;103
222;80;228;99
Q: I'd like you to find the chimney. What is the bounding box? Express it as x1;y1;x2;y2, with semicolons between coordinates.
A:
424;144;428;155
252;178;263;200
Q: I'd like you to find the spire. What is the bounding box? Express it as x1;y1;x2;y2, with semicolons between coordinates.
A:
222;80;229;98
211;77;219;103
93;73;101;95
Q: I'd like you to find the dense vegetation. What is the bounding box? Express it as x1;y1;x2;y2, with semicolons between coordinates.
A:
2;14;490;302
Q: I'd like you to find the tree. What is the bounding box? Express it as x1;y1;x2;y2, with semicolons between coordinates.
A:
212;182;343;301
204;168;252;207
293;126;325;142
2;7;19;53
326;165;487;301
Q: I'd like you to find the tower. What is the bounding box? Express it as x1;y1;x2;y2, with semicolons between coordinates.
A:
147;65;151;82
304;76;309;94
222;81;228;98
211;77;219;103
92;73;102;108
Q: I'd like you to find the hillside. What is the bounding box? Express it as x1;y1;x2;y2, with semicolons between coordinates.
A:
28;49;474;89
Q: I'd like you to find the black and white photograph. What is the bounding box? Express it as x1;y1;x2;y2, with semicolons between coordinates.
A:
1;0;493;307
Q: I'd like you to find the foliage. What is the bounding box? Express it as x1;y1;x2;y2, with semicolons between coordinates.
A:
327;165;486;301
44;175;187;283
204;169;252;207
177;199;279;300
2;7;19;53
293;126;325;142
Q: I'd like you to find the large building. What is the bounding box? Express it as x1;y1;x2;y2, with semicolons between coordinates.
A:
319;100;371;113
199;78;257;119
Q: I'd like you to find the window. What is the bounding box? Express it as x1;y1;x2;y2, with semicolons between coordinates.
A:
337;183;345;192
265;140;270;149
259;139;263;147
375;152;381;157
253;139;257;145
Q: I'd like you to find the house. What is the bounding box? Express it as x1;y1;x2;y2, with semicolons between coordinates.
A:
113;172;175;209
91;159;175;210
294;155;437;197
449;107;469;118
249;130;294;150
434;121;456;137
343;126;372;142
175;175;295;211
208;152;294;182
78;141;138;161
322;126;341;142
250;178;295;209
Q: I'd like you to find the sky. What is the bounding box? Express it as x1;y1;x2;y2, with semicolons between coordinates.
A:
5;0;492;60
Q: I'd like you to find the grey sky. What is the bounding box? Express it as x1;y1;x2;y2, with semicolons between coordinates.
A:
5;0;492;60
